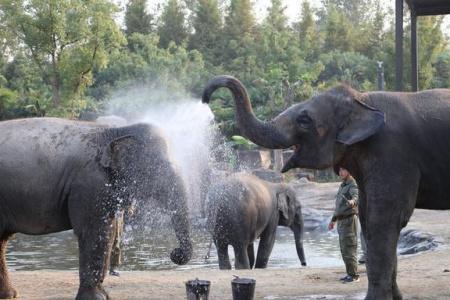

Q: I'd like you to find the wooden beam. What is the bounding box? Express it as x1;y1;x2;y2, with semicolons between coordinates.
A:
395;0;404;91
411;9;418;92
415;6;450;16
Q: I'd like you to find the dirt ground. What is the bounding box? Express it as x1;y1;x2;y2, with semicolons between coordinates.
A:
7;181;450;299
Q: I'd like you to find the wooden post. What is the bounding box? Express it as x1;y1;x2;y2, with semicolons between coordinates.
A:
411;8;419;92
273;149;283;172
395;0;404;91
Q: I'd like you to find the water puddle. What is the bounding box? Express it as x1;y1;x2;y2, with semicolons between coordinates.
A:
264;294;365;300
6;227;351;271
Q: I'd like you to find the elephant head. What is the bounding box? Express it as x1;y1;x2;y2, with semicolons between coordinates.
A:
100;123;192;265
202;75;385;172
276;185;307;266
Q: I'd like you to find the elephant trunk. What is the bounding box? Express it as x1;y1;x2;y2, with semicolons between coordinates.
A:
291;221;307;266
167;176;193;265
202;75;292;149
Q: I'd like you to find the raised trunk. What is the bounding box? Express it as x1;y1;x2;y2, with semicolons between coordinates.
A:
291;222;307;266
202;75;292;149
167;175;193;265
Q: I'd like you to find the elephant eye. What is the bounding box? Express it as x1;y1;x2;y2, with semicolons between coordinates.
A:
296;115;312;129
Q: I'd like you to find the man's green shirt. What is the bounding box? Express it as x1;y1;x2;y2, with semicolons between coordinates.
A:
332;176;359;222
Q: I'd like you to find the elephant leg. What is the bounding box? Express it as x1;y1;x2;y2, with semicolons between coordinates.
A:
247;243;255;269
233;245;250;269
0;234;17;299
215;240;231;270
392;255;402;300
74;219;115;300
364;168;418;300
255;223;277;268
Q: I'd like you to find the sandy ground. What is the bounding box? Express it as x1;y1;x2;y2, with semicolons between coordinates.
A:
7;181;450;299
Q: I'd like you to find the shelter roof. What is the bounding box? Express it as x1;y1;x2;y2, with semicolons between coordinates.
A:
406;0;450;16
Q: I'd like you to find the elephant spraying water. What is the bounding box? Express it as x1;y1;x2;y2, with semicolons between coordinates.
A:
0;118;192;300
202;75;450;300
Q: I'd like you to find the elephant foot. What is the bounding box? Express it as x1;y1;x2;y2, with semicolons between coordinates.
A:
393;286;403;300
364;292;392;300
76;286;109;300
170;247;191;265
0;286;17;299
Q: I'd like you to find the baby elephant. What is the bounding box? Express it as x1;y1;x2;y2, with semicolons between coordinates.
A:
206;172;306;269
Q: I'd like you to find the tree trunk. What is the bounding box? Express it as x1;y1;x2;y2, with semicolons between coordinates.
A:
50;75;61;107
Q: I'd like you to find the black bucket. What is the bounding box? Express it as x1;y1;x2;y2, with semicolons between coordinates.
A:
231;277;256;300
185;279;211;300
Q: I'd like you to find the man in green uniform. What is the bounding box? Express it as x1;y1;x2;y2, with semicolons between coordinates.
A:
328;166;360;283
109;211;124;276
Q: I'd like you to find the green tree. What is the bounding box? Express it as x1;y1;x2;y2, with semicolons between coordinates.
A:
415;16;447;89
318;50;375;90
295;0;320;60
321;0;374;26
223;0;255;46
89;32;208;101
157;0;188;49
189;0;223;65
0;0;126;115
220;0;257;70
125;0;154;36
265;0;288;32
322;5;354;53
433;50;450;88
365;0;386;59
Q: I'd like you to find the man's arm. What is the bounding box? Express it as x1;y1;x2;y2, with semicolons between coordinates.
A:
346;183;359;208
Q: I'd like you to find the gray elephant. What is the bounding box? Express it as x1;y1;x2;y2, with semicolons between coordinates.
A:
0;118;192;300
206;173;306;269
202;75;450;300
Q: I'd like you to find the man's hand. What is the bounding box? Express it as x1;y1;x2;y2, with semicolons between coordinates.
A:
346;200;356;208
328;221;335;230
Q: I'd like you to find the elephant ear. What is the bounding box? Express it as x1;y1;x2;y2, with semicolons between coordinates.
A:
336;98;385;145
100;135;138;170
277;191;290;221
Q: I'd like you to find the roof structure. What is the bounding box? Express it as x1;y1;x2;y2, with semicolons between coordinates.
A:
395;0;450;91
405;0;450;16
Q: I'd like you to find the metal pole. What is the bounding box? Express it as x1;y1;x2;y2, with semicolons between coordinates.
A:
411;9;418;92
377;61;385;91
395;0;404;91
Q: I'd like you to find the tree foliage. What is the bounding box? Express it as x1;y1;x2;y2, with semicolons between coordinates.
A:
125;0;154;36
0;0;125;117
157;0;188;48
0;0;449;130
189;0;223;65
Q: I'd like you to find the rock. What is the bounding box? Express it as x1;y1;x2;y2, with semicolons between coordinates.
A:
298;177;310;183
398;229;442;255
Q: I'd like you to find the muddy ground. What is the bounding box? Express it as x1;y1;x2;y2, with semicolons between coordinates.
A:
7;181;450;299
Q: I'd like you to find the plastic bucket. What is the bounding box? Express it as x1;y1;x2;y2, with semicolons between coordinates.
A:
231;277;256;300
185;279;211;300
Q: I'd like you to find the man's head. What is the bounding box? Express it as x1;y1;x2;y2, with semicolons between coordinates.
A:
338;167;350;180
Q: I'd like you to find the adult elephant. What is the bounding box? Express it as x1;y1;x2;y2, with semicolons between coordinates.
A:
0;118;192;300
202;75;450;300
206;172;306;269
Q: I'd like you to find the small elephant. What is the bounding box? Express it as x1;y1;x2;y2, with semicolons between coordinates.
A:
0;118;192;300
206;172;306;269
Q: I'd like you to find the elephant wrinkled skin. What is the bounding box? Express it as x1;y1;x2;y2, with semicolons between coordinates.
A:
0;118;192;300
202;75;450;300
206;173;306;269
